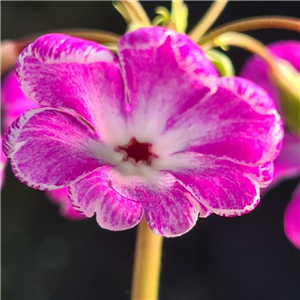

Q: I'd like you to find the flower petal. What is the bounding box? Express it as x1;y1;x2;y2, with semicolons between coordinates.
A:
241;40;300;110
46;188;85;220
272;133;300;184
16;34;128;144
267;41;300;72
154;77;283;165
108;169;200;237
143;193;199;237
1;71;38;132
161;152;261;216
198;202;212;218
117;26;218;141
142;176;200;237
3;108;119;190
1;136;7;188
284;184;300;249
69;167;143;231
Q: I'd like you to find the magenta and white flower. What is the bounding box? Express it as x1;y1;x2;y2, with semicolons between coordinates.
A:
284;185;300;249
241;41;300;113
46;188;85;220
1;71;38;133
2;27;283;237
1;71;84;220
1;136;7;188
241;40;300;248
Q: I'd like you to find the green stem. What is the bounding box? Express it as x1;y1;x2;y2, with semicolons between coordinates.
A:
189;1;228;41
202;31;277;72
131;218;163;300
198;16;300;45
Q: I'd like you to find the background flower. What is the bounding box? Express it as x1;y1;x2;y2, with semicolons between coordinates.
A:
241;40;300;249
1;136;7;187
284;185;300;249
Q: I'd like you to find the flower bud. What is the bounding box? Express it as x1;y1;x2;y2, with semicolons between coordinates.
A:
270;59;300;136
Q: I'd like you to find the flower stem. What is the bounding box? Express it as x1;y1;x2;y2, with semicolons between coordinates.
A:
202;31;277;72
131;218;163;300
198;16;300;45
114;0;151;26
189;1;228;41
170;0;189;33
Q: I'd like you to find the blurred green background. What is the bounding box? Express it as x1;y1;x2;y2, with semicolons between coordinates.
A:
1;1;300;299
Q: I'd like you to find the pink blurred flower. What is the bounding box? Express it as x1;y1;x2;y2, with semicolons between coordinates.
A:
1;136;7;188
241;41;300;111
284;186;300;249
1;71;85;220
241;40;300;248
1;71;38;133
46;189;85;220
3;27;283;237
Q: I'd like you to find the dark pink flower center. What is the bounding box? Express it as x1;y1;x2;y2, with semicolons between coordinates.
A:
116;138;158;165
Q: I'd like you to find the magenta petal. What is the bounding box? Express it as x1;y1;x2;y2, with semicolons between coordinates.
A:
186;77;283;164
241;40;300;108
16;34;128;143
267;41;300;72
109;170;200;237
3;108;111;190
272;133;300;185
284;184;300;249
1;136;7;188
258;162;275;188
174;172;259;217
165;153;262;216
69;167;143;231
117;27;218;140
142;178;200;237
161;76;283;164
198;202;212;218
46;188;85;220
1;71;38;132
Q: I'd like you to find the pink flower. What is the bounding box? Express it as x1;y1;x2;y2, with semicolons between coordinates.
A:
3;27;283;237
241;40;300;248
284;186;300;249
1;71;85;220
1;136;7;188
1;72;38;133
46;188;85;220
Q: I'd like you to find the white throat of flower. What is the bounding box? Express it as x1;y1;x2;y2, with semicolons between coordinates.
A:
113;137;161;179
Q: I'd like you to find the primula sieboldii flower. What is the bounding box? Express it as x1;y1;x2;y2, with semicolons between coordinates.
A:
241;40;300;248
1;71;84;220
284;186;300;249
1;72;38;133
46;188;85;220
241;41;300;115
1;136;7;188
1;72;34;189
3;27;283;237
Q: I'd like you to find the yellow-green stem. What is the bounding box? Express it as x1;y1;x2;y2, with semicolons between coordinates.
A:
202;31;277;72
198;16;300;45
170;0;188;33
189;1;228;41
114;0;151;26
131;218;163;300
